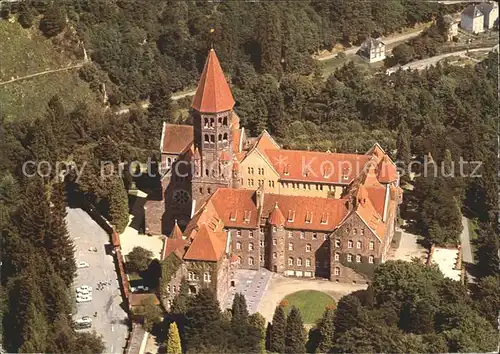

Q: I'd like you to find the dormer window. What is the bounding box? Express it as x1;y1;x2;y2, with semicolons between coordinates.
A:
287;210;295;222
303;168;309;177
320;213;329;225
305;212;313;224
284;165;290;176
244;211;251;223
230;211;237;222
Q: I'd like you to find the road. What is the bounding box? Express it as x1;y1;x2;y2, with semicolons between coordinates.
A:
66;207;129;353
386;45;499;74
316;30;426;61
0;62;85;86
114;89;196;115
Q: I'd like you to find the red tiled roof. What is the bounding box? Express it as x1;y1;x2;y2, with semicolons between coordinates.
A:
162;237;188;260
263;194;349;231
191;49;235;113
162;124;193;154
220;150;231;161
170;221;183;239
254;130;280;153
268;203;286;226
263;149;371;185
209;189;259;228
232;129;242;153
354;185;386;240
183;224;226;261
377;155;398;183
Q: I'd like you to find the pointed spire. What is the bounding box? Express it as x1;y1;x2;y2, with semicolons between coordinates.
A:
269;202;286;226
191;49;235;113
170;219;183;240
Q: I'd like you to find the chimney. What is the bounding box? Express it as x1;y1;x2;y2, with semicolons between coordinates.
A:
255;184;265;210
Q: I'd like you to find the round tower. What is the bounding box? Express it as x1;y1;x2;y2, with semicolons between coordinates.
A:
267;203;286;274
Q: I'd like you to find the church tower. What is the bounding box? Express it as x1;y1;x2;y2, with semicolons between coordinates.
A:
191;49;235;210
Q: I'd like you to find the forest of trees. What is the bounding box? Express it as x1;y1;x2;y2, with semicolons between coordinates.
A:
3;0;456;104
306;261;499;353
161;261;498;354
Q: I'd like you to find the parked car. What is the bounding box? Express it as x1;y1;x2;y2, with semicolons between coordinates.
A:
77;261;90;268
131;285;150;293
77;289;92;296
76;295;92;303
77;285;92;293
74;316;92;325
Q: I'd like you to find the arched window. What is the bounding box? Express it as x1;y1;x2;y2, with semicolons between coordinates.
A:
204;272;211;282
236;241;242;250
223;117;228;126
347;254;353;262
334;267;340;276
204;118;209;128
334;252;340;261
248;242;254;251
223;133;228;141
205;169;209;177
218;134;222;142
347;240;353;249
297;258;302;266
306;243;312;252
305;258;311;267
369;241;375;250
273;252;277;258
248;257;254;266
188;271;195;281
218;117;222;126
356;254;361;263
210;117;215;127
356;241;362;249
288;243;293;251
204;134;209;143
368;255;374;264
288;257;294;266
210;135;215;143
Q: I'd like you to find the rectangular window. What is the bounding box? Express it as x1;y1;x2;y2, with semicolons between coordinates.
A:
288;243;293;251
335;239;341;248
369;241;374;250
273;239;277;245
249;231;254;238
300;232;305;239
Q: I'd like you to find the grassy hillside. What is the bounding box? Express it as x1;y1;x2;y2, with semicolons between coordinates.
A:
0;19;98;122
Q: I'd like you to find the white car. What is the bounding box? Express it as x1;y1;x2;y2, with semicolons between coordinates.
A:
77;285;92;293
74;316;92;325
77;261;90;268
78;289;92;296
76;295;92;303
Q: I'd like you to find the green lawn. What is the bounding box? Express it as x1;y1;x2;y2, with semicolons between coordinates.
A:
282;290;335;324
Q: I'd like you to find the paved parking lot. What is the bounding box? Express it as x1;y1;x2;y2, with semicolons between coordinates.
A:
223;269;273;314
66;208;129;353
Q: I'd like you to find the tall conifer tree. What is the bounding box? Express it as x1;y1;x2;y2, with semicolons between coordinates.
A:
285;306;305;354
269;305;286;353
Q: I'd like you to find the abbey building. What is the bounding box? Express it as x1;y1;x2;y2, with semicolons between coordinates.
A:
145;49;402;308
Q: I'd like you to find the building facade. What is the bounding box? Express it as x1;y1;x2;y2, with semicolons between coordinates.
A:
461;4;485;33
358;38;386;63
149;49;402;309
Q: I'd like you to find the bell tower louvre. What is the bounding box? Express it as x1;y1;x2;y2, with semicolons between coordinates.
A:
191;48;235;211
